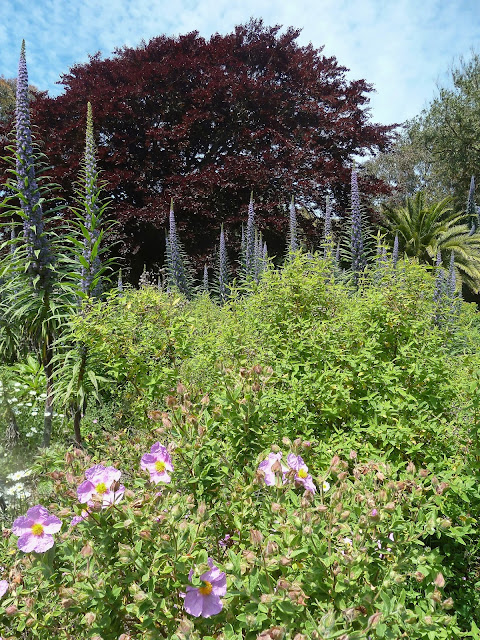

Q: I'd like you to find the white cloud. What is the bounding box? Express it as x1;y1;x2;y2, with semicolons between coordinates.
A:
1;0;479;125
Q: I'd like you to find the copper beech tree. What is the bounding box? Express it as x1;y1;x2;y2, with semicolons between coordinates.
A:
3;20;394;277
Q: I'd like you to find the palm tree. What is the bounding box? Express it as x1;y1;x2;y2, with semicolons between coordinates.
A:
380;191;480;293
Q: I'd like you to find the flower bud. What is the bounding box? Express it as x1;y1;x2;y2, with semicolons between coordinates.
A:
442;597;454;610
265;541;278;556
139;530;152;540
432;589;442;602
250;529;263;545
84;612;96;625
6;604;17;616
81;544;93;557
434;573;445;588
384;502;396;512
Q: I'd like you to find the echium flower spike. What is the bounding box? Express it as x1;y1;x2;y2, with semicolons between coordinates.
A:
392;233;399;268
203;264;209;292
447;251;456;298
245;192;256;278
433;250;445;306
350;165;366;276
117;268;123;292
167;201;190;297
81;102;102;297
218;225;229;301
15;40;52;286
324;195;333;259
289;195;298;253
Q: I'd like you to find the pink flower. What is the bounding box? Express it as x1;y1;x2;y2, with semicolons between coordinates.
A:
77;465;125;508
287;454;316;494
12;505;61;553
70;510;90;527
0;580;8;598
140;442;173;484
258;452;288;486
184;558;227;618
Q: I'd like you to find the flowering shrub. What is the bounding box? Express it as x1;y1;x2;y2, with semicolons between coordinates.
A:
0;427;479;639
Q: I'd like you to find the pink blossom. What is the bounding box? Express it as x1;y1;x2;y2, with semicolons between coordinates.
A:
140;442;173;484
287;454;316;494
70;510;90;527
258;452;288;486
183;558;227;618
77;465;125;508
12;505;61;553
0;580;8;598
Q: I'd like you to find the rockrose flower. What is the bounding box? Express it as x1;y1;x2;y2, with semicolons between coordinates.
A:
77;465;125;508
258;452;288;486
140;442;173;484
12;505;61;553
287;454;316;494
0;580;8;598
70;510;90;527
184;558;227;618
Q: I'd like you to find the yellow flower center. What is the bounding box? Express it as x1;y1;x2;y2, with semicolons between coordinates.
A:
155;461;166;473
298;468;308;479
31;523;44;536
95;482;108;495
198;581;213;596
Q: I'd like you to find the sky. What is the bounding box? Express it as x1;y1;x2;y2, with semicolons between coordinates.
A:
1;0;479;127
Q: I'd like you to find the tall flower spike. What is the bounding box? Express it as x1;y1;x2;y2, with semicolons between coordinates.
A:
433;250;445;306
245;192;256;278
467;175;476;234
350;165;365;276
392;233;399;268
167;201;190;296
81;102;102;297
117;268;123;292
289;196;298;253
218;224;229;302
447;250;456;298
203;264;209;292
15;40;52;286
324;195;332;259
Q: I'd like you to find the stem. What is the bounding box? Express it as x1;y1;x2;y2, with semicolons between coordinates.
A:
42;337;54;448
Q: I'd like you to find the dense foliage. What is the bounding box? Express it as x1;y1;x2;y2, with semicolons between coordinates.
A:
4;20;394;277
2;254;480;638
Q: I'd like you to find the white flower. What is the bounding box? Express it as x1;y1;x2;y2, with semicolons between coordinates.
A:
10;397;18;403
31;411;38;416
28;390;37;395
26;402;33;407
322;481;330;493
7;469;32;481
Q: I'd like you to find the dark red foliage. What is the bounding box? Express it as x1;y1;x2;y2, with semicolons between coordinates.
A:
1;20;395;280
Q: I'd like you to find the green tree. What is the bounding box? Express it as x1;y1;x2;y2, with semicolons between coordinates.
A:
368;52;480;211
380;191;480;293
364;123;449;208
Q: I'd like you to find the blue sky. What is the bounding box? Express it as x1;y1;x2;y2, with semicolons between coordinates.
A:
1;0;479;126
